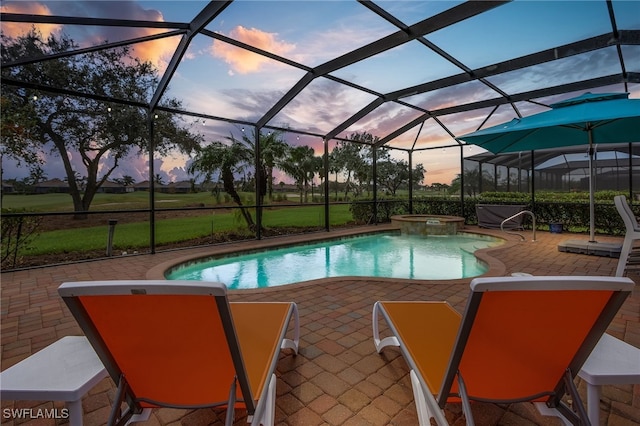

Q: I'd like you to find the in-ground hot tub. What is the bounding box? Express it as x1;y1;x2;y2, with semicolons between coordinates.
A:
391;214;465;236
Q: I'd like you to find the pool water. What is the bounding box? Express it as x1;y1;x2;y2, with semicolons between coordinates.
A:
167;232;503;289
166;233;503;289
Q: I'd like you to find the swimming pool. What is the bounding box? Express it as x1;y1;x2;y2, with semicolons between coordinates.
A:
165;232;503;289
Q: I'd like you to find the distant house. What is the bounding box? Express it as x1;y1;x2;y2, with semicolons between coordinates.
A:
274;183;298;193
98;180;131;194
133;180;171;193
34;178;70;194
166;180;194;194
2;181;14;194
133;181;150;191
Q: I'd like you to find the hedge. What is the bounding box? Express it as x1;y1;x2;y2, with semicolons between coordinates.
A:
350;191;637;236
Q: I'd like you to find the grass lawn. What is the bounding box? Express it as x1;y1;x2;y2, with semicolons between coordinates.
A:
15;202;354;256
2;191;246;211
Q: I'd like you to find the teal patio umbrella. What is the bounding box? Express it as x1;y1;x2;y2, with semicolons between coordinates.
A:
459;92;640;242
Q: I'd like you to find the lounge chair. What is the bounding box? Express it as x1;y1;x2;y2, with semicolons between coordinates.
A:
58;280;299;426
614;195;640;276
372;275;633;425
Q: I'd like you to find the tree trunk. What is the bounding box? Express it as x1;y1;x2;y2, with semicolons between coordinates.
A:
266;166;274;201
49;133;87;219
81;158;100;214
344;171;352;201
222;167;254;229
257;166;267;206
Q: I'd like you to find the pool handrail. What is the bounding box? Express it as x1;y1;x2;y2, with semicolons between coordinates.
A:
500;210;536;242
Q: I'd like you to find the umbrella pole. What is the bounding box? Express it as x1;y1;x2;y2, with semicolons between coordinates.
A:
588;130;596;242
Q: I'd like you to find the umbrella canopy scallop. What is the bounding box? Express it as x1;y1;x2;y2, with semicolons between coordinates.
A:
459;92;640;154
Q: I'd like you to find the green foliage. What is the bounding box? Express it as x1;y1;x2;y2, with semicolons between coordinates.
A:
263;205;351;227
413;197;471;217
533;201;628;235
347;201;370;224
350;196;474;224
280;145;320;203
349;191;634;235
1;209;42;268
0;96;43;178
2;30;203;215
349;197;407;224
330;134;425;200
481;190;633;234
478;192;531;202
1;191;256;211
479;190;627;203
8;204;354;259
188;130;296;228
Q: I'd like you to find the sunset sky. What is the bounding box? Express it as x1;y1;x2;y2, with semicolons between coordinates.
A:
2;0;639;185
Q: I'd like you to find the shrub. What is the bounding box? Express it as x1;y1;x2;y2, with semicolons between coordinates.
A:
350;191;634;235
1;210;42;269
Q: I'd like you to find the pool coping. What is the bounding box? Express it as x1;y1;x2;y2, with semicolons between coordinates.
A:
146;224;522;291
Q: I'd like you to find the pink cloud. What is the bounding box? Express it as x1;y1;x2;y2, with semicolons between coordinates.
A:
0;2;61;38
1;1;177;72
69;2;178;71
210;26;295;74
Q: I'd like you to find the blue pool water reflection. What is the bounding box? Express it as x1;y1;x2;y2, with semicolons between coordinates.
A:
166;232;503;289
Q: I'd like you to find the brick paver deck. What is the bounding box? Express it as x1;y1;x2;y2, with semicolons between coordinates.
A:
1;226;638;425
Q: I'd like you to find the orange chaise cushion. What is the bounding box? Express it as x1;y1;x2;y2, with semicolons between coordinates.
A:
79;294;238;407
379;301;462;395
458;289;614;401
230;302;293;400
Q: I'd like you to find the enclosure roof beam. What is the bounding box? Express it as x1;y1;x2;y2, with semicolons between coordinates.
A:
388;31;639;103
0;12;189;29
149;1;232;111
1;29;187;69
257;0;507;129
375;73;634;148
1;77;148;109
360;0;514;107
324;30;637;145
438;73;640;117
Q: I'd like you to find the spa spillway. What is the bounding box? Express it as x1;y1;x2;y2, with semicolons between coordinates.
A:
390;214;465;236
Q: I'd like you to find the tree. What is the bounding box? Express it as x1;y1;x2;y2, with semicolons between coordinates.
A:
360;146;392;197
331;133;377;200
377;159;410;195
0;95;42;203
375;157;425;196
329;133;427;198
114;175;136;187
450;168;492;196
412;163;426;189
188;140;256;229
1;213;42;269
234;131;289;205
280;146;321;202
246;130;288;201
1;30;202;218
328;150;342;200
188;129;291;229
431;182;449;194
227;129;289;204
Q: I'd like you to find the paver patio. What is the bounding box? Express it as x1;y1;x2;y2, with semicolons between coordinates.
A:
1;226;638;425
